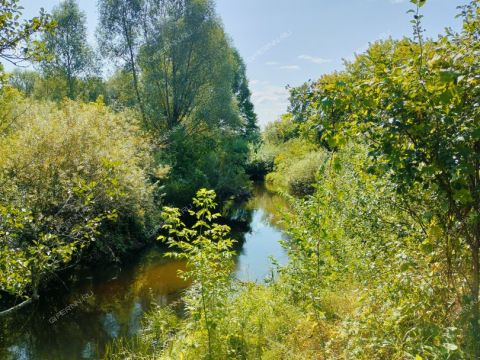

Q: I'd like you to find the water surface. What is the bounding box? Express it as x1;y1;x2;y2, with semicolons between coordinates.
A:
0;184;288;360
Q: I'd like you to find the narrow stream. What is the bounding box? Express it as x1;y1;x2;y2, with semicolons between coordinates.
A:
0;184;288;360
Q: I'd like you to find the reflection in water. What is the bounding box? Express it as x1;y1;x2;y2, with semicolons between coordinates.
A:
128;302;143;336
103;313;120;338
0;184;288;359
81;342;94;359
234;184;289;281
235;208;288;281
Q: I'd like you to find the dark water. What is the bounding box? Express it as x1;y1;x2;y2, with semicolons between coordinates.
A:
0;184;288;360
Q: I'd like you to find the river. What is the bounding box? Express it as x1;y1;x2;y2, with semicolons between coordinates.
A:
0;184;288;360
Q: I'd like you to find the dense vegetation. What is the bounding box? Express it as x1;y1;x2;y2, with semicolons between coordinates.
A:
106;1;480;359
1;0;479;359
0;0;258;314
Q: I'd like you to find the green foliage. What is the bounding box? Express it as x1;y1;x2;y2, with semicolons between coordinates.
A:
40;0;98;99
138;0;255;203
97;0;146;120
279;143;464;359
265;138;323;196
0;188;114;300
104;305;180;359
106;282;327;360
158;188;236;359
13;0;480;358
264;113;300;145
0;0;53;68
99;0;259;204
246;114;299;181
239;2;479;357
159;126;250;206
232;49;261;144
9;68;108;104
102;1;480;359
245;143;278;181
104;69;139;110
6;0;259;208
0;96;154;303
107;190;330;360
139;0;230;130
8;69;38;96
283;1;480;354
0;85;21;133
106;139;465;358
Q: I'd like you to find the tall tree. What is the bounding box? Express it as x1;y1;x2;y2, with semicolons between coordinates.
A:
41;0;96;99
232;49;260;144
97;0;146;121
135;0;257;205
139;0;238;131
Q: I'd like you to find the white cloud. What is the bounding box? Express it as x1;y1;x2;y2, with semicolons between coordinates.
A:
390;0;407;3
298;54;332;64
265;61;279;66
279;65;300;70
250;81;290;127
251;84;288;105
249;80;269;86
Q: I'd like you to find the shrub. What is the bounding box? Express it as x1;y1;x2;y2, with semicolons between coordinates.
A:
287;151;326;196
265;139;324;196
158;189;237;359
0;95;154;302
281;143;465;359
246;143;278;181
161;126;250;207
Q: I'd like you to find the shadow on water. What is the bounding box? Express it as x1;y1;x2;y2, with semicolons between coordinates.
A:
0;183;289;360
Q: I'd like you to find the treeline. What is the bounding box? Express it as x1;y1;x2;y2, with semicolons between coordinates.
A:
108;1;480;359
0;0;258;313
10;0;260;203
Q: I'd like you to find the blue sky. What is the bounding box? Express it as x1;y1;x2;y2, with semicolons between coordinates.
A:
11;0;469;126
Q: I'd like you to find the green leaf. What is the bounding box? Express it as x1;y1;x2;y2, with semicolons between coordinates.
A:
453;188;473;204
439;69;459;83
410;0;426;7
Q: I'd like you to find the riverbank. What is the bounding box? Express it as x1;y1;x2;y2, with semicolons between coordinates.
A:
0;184;288;360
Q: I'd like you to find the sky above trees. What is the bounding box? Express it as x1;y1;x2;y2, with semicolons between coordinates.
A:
10;0;469;127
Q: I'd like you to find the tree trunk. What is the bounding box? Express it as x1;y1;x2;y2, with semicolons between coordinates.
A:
122;14;146;124
129;49;146;124
67;72;75;100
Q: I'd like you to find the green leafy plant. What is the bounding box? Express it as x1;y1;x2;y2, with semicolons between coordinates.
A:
158;189;236;359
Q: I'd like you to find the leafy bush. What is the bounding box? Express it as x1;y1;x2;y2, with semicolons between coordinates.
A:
265;139;324;196
161;126;250;207
246;143;278;180
106;282;330;360
0;95;154;302
281;143;464;359
280;1;480;354
287;151;326;196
